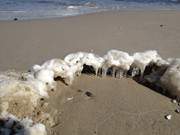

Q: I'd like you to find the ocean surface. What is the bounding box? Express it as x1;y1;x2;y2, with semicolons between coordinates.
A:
0;0;180;20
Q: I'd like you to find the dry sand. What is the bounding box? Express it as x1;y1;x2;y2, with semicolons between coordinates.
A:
0;11;180;135
47;75;180;135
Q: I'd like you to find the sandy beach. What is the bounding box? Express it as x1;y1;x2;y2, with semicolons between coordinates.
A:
0;11;180;135
0;11;180;70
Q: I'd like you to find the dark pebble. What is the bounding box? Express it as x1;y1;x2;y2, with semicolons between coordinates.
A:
13;18;18;21
85;91;93;97
51;88;54;92
77;89;83;93
175;108;180;113
40;98;44;101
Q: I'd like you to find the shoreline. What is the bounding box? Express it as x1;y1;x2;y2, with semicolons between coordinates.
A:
1;9;180;22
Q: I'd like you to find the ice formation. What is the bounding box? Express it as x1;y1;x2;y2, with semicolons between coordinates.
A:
0;49;179;99
64;52;85;65
104;50;134;70
160;58;180;99
33;58;79;85
64;52;104;75
133;50;164;75
82;53;104;75
103;49;134;77
0;49;178;100
34;69;54;85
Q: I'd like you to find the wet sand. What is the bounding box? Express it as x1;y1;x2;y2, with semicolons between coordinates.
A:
0;11;180;135
0;11;180;70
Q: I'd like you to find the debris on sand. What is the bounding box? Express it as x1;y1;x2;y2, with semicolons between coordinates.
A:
67;97;73;101
85;91;93;97
171;99;177;104
165;114;172;120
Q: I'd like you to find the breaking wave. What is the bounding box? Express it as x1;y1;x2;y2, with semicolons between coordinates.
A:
0;0;180;20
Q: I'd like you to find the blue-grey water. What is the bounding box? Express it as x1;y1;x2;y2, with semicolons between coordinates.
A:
0;0;180;20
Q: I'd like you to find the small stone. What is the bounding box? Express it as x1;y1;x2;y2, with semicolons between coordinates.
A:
40;98;44;101
85;91;93;97
171;99;177;104
13;18;18;21
175;108;180;113
51;88;55;92
165;114;172;120
67;97;73;101
77;89;83;93
37;111;41;116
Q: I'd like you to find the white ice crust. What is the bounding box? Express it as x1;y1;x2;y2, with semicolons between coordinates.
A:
64;52;104;75
103;49;134;71
39;58;78;85
0;50;176;100
133;50;164;74
161;58;180;96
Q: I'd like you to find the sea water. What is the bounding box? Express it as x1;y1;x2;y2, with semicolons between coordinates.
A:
0;0;180;20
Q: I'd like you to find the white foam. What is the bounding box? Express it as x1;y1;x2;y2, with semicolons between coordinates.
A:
67;6;79;9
